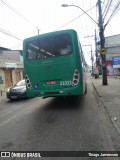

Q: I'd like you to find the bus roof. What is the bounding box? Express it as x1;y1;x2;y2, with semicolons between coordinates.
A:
23;29;77;42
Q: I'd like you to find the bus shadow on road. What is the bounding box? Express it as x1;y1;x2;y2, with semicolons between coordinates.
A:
42;95;85;111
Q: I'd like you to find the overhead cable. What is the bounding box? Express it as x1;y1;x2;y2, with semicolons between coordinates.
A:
57;5;96;30
104;1;120;28
103;0;113;21
74;0;85;37
0;26;22;40
0;0;40;30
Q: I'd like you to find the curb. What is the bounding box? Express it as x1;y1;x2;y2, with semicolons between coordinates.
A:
92;82;120;136
114;76;120;79
92;82;101;98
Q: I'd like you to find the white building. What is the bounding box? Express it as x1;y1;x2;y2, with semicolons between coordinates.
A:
97;34;120;76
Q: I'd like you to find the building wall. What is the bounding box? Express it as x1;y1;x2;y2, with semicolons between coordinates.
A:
105;34;120;48
106;46;120;60
0;50;24;89
12;70;16;85
0;68;24;89
97;34;120;76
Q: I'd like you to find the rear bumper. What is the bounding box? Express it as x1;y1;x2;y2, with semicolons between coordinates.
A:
27;84;83;98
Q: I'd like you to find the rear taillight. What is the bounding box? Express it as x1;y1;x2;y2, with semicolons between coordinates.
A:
25;74;32;89
72;69;80;86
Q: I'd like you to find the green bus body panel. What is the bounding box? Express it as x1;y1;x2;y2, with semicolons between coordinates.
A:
23;29;85;97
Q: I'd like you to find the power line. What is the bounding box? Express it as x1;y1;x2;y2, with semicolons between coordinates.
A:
103;0;113;20
10;44;22;50
74;0;85;37
57;5;96;30
104;1;120;28
0;0;40;31
0;26;22;41
81;0;89;35
102;0;120;28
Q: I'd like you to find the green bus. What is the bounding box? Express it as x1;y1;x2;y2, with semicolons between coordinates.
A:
23;29;87;98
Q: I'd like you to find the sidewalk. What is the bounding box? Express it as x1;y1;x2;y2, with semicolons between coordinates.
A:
91;75;120;135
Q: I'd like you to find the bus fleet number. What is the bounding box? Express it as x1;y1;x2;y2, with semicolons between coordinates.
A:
60;80;72;86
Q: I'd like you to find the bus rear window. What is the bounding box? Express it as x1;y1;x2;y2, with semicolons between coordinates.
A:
26;34;72;60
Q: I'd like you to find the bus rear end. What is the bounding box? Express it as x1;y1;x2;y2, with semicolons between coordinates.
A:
23;29;85;98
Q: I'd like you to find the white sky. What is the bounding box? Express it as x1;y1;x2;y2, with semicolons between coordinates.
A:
0;0;120;65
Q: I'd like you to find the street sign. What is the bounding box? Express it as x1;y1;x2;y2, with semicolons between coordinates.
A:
100;48;106;55
112;55;120;68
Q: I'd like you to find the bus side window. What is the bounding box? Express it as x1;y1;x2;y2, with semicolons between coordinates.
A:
78;40;83;62
78;39;86;68
81;50;85;64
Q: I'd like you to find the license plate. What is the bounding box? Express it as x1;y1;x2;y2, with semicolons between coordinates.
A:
46;80;56;85
11;96;17;99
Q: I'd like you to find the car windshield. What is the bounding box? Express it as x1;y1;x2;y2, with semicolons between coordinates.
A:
16;80;25;86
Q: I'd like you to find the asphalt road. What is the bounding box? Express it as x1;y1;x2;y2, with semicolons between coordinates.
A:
0;76;119;160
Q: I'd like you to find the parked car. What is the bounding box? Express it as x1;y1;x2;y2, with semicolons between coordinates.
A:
6;79;27;100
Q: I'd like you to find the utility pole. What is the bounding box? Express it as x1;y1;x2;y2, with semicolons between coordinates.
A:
36;27;40;35
95;30;99;68
82;45;93;73
91;46;94;73
95;29;97;64
62;2;108;85
98;0;108;85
